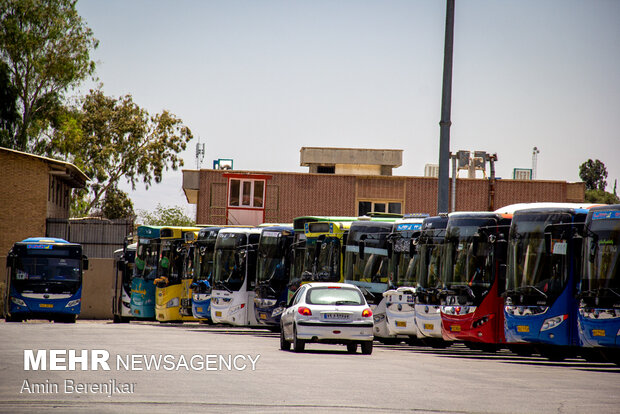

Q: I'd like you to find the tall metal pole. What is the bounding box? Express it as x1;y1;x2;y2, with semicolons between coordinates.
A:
437;0;455;214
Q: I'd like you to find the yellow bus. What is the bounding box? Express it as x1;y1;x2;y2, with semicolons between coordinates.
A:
154;226;201;322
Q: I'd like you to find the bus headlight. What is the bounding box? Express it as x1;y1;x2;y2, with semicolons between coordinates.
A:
540;314;568;331
230;303;245;314
66;299;81;307
166;297;179;308
11;297;26;307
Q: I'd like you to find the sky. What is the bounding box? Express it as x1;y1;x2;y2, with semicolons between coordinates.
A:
74;0;620;215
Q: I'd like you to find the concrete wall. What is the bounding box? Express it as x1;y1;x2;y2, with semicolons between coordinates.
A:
80;258;115;320
0;256;114;320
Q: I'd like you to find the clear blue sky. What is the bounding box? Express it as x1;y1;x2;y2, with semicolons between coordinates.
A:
75;0;620;214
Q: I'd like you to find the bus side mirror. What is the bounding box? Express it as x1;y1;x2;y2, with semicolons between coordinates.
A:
6;254;15;268
410;240;418;258
83;256;89;271
358;240;365;260
544;232;551;254
472;233;481;254
496;239;508;263
387;242;393;259
589;240;598;263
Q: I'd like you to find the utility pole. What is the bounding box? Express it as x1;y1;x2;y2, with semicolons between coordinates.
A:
437;0;455;214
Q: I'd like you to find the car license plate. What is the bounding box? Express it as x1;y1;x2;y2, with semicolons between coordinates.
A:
450;325;461;332
323;313;349;320
396;321;406;327
424;323;433;330
260;313;267;320
517;325;530;333
592;329;606;337
215;311;222;317
196;307;203;313
39;303;53;308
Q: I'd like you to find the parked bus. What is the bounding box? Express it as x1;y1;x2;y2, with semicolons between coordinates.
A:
131;225;163;319
413;216;449;347
211;227;261;326
578;204;620;365
4;237;88;323
112;241;136;323
154;227;201;322
504;203;600;361
383;217;426;342
439;211;512;351
190;227;223;322
254;225;295;329
343;219;400;342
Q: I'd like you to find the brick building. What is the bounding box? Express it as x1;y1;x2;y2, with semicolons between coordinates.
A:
0;147;88;254
183;148;585;226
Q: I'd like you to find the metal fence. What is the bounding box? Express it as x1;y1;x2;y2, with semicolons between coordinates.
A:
46;218;134;258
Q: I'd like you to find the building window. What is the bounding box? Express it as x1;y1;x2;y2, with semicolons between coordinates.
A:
358;200;402;216
228;179;265;209
317;165;335;174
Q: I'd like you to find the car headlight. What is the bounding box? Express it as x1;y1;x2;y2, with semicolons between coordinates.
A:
66;299;81;307
11;297;26;307
166;297;180;308
373;314;386;323
271;307;284;317
540;314;568;331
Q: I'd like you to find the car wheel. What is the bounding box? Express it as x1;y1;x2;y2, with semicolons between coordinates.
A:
361;340;373;355
293;324;305;353
280;327;291;351
347;343;358;353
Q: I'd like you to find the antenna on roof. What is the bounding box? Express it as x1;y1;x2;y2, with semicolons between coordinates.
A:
196;138;205;170
532;147;540;180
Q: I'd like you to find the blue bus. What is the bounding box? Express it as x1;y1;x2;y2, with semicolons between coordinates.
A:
191;227;222;321
4;237;88;323
130;226;162;319
504;204;599;361
254;225;295;330
578;204;620;365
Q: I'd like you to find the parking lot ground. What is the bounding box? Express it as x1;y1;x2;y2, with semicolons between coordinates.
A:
1;320;618;413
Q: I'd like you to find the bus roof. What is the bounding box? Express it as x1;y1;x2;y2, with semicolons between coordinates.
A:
20;237;70;244
494;202;602;215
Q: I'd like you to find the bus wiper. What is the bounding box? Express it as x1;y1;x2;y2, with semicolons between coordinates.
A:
515;285;547;299
214;281;232;293
447;284;476;299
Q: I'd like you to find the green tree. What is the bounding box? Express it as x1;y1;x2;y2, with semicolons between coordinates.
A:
584;189;619;204
0;0;98;152
0;60;19;146
138;204;195;227
51;89;192;217
579;159;608;191
101;186;135;220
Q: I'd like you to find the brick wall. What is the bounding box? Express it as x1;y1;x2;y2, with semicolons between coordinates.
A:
0;152;49;254
195;169;585;224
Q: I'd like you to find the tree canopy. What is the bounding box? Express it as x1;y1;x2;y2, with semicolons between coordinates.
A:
579;159;608;191
138;204;196;227
49;89;193;217
0;0;98;152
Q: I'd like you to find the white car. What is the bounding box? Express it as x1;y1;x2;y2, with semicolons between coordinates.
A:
280;282;375;354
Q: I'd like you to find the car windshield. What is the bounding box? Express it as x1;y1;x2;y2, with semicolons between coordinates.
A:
306;287;364;305
582;214;620;294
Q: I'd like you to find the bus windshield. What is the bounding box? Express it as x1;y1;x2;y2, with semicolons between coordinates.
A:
158;240;185;284
507;213;572;303
443;219;495;299
314;238;341;282
582;215;620;295
195;239;217;283
213;233;247;291
417;243;443;289
257;235;287;284
134;239;160;280
12;256;81;294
